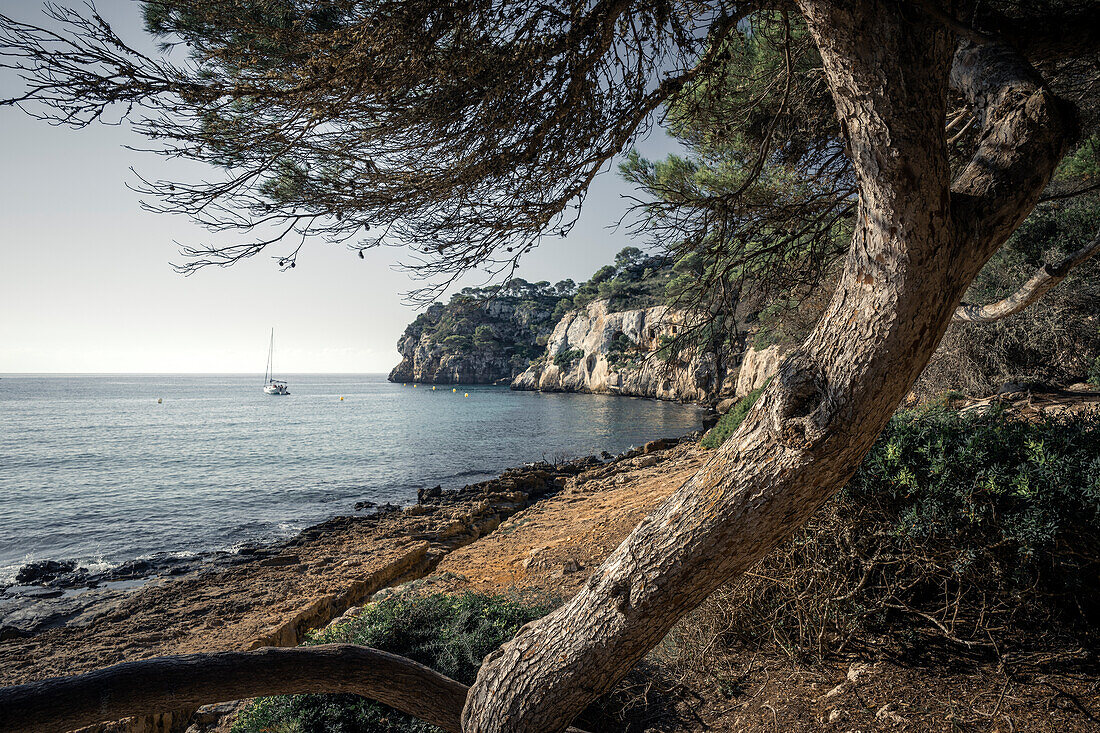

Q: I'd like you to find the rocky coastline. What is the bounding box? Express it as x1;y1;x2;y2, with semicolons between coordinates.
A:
0;433;697;661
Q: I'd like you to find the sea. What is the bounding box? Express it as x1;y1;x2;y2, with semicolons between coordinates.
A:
0;374;705;584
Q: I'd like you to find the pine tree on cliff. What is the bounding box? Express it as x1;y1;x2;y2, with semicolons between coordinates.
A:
1;2;1098;731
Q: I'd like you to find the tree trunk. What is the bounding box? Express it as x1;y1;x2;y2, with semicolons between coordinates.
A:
460;3;1070;732
0;645;469;733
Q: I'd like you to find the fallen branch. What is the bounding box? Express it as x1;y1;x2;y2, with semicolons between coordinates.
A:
0;644;595;733
953;231;1100;323
0;644;468;733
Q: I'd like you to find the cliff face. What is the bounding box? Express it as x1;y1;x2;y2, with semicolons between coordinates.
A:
511;300;737;403
388;340;516;384
389;294;560;384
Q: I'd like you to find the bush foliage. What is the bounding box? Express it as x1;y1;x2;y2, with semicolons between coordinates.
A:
700;383;767;449
553;348;585;369
847;406;1100;574
685;406;1100;662
232;593;557;733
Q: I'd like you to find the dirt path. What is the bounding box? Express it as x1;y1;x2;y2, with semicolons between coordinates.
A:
409;443;704;600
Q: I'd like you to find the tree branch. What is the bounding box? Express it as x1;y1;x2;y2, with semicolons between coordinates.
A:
0;644;467;733
953;229;1100;323
949;41;1071;261
0;643;595;733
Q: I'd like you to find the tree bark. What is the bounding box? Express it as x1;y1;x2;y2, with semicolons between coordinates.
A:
460;4;1070;732
953;230;1100;322
0;645;469;733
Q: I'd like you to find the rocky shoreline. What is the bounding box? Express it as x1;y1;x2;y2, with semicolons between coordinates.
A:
0;433;697;676
0;445;634;641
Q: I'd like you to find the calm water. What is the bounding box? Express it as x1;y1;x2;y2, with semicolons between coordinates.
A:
0;374;704;582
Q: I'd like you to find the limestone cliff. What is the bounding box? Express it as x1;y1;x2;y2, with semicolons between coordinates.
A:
511;300;737;403
734;344;787;397
389;284;566;384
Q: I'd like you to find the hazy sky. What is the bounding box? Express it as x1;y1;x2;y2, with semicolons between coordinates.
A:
0;0;682;374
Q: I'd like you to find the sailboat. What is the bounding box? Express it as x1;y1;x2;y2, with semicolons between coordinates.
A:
263;328;290;395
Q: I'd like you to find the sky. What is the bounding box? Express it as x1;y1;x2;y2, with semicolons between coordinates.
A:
0;0;683;374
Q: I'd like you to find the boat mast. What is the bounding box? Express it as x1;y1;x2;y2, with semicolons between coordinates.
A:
265;328;274;384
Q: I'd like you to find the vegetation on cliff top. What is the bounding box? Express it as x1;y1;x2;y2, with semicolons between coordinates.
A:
390;279;574;381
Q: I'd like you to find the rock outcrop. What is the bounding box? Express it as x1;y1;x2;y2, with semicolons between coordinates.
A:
511;300;736;403
389;288;563;384
735;344;787;397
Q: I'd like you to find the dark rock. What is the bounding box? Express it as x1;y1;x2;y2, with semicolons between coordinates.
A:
417;485;443;502
15;559;76;585
0;625;31;641
22;588;63;599
110;559;154;579
354;500;377;510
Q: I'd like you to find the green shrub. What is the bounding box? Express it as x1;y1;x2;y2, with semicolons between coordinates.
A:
701;383;768;449
232;593;557;733
606;333;641;368
677;407;1100;665
553;348;584;369
1090;354;1100;386
551;297;573;321
472;324;496;346
846;406;1100;578
440;334;472;352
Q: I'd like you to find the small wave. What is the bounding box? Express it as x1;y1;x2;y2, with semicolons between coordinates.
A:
74;555;120;576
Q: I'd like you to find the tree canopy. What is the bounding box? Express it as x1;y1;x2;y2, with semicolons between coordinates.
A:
2;2;1095;301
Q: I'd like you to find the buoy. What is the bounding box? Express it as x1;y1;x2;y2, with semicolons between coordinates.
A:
157;398;162;404
432;386;436;391
340;396;344;401
403;383;406;386
452;388;456;393
464;393;469;398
